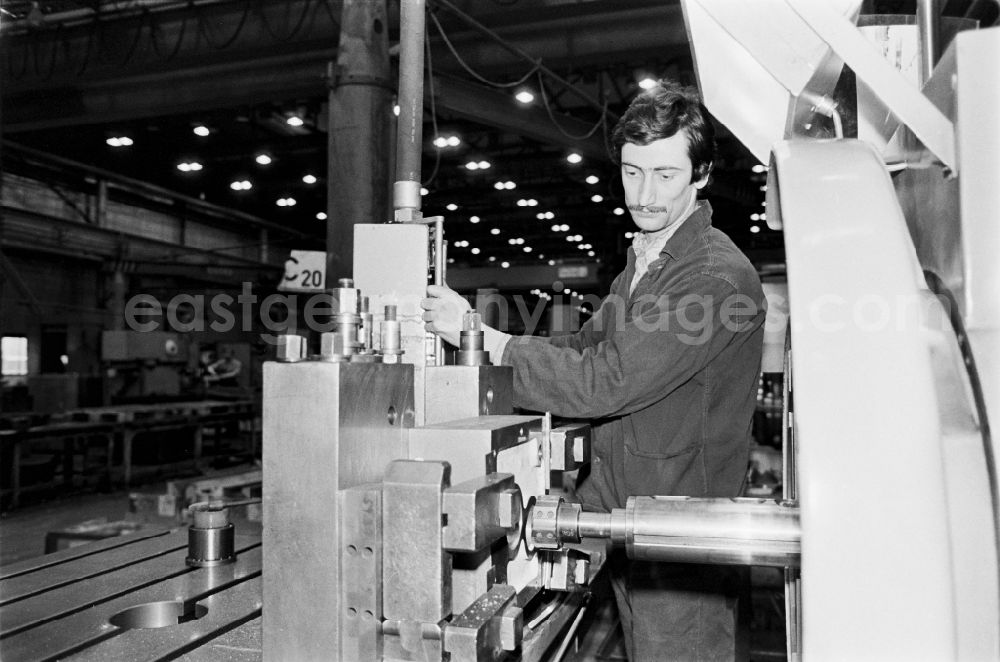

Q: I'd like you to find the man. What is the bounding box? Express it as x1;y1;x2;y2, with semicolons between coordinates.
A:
204;349;242;388
422;80;765;661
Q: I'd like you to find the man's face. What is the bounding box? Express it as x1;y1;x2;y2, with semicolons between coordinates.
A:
621;132;707;233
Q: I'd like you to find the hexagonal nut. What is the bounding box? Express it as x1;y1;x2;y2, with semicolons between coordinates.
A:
499;606;523;652
497;488;522;529
381;352;402;364
529;495;562;550
275;335;305;362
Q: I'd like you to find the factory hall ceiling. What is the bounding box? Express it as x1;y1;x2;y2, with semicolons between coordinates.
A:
5;0;989;284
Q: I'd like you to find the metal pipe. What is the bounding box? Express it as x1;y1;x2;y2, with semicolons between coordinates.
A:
433;215;444;364
917;0;942;84
394;0;426;218
576;511;627;544
625;497;800;568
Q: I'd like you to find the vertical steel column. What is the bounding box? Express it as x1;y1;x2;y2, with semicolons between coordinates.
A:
392;0;426;221
327;0;392;281
917;0;942;84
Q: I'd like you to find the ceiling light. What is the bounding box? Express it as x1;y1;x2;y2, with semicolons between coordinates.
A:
578;244;586;250
489;256;496;262
447;136;461;147
544;212;555;220
508;238;517;245
516;238;524;245
588;250;595;256
316;212;327;220
230;180;252;191
551;224;560;232
393;104;401;116
585;175;599;185
613;207;625;216
566;236;575;242
559;224;569;232
255;153;272;165
471;247;480;255
302;174;318;185
177;162;202;172
536;213;546;220
504;181;515;190
465;161;480;170
446;203;458;211
434;136;448;148
477;161;491;170
286;115;304;127
760;185;768;192
495;182;505;190
193;125;210;137
566;153;582;164
276;197;297;207
490;228;500;235
501;261;510;269
548;260;556;266
638;77;657;90
750;225;761;234
470;216;480;224
523;246;532;253
750;213;760;221
625;231;634;239
751;164;767;173
106;136;133;147
538;254;545;259
420;187;429;196
591;194;603;203
515;90;535;104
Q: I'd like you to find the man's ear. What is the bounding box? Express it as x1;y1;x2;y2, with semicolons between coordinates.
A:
693;163;712;189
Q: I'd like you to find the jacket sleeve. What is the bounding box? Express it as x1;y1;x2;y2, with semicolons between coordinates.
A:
501;273;761;419
541;272;626;352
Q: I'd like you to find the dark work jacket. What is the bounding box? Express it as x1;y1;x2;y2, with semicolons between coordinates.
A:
501;202;766;511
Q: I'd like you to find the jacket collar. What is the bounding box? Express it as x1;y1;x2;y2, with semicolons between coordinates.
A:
624;200;713;268
660;200;712;260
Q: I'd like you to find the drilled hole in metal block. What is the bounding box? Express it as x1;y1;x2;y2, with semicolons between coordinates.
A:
109;601;207;630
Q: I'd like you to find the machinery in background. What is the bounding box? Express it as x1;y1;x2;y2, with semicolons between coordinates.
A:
101;330;190;402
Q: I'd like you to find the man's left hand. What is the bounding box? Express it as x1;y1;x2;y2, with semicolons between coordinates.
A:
420;284;471;347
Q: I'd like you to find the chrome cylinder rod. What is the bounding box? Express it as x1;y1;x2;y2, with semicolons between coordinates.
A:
535;495;800;568
393;0;426;219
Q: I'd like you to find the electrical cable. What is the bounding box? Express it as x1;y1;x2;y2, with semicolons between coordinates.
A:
148;5;188;61
536;70;608;141
428;9;539;89
196;0;250;50
922;269;1000;635
31;22;62;81
257;0;314;43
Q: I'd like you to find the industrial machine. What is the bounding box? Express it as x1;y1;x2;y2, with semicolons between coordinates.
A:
2;1;997;660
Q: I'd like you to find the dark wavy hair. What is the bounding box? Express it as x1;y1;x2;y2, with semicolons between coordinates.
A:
610;80;715;183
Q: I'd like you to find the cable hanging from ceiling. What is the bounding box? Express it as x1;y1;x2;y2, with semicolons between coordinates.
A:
196;0;251;50
427;9;539;88
4;0;339;80
427;0;615;150
536;70;608;142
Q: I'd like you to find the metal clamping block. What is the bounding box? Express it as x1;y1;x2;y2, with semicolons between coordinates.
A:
443;473;523;554
444;584;523;662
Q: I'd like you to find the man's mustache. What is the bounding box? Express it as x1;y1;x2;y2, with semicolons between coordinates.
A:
628;205;669;213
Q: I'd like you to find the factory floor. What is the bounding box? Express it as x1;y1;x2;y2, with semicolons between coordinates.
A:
1;489;786;662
